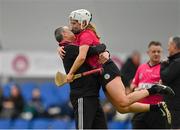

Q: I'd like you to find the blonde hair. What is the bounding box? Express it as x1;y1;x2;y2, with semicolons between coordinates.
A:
86;23;100;39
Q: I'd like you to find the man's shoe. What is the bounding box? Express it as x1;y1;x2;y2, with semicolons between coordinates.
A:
150;84;175;96
158;102;172;125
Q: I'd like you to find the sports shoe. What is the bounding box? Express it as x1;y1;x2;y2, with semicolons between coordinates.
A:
158;102;172;125
151;84;175;96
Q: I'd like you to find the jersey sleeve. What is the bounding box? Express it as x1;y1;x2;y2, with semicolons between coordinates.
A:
79;32;93;46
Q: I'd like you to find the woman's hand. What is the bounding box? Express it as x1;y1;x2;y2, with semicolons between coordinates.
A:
98;51;110;64
57;46;66;59
66;73;74;83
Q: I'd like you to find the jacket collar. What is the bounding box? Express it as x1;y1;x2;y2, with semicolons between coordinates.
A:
59;41;71;46
168;52;180;60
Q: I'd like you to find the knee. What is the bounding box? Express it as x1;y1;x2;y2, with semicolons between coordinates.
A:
118;109;128;114
116;99;129;108
115;106;129;114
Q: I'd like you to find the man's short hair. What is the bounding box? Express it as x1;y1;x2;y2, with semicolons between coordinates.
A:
54;27;64;43
148;41;162;48
171;36;180;49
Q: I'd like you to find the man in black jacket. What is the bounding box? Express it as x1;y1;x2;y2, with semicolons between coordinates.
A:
55;26;108;129
160;36;180;129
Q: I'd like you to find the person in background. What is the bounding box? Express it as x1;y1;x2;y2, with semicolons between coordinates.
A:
130;41;171;129
22;88;46;120
160;36;180;129
9;84;24;119
0;84;24;119
120;51;141;93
